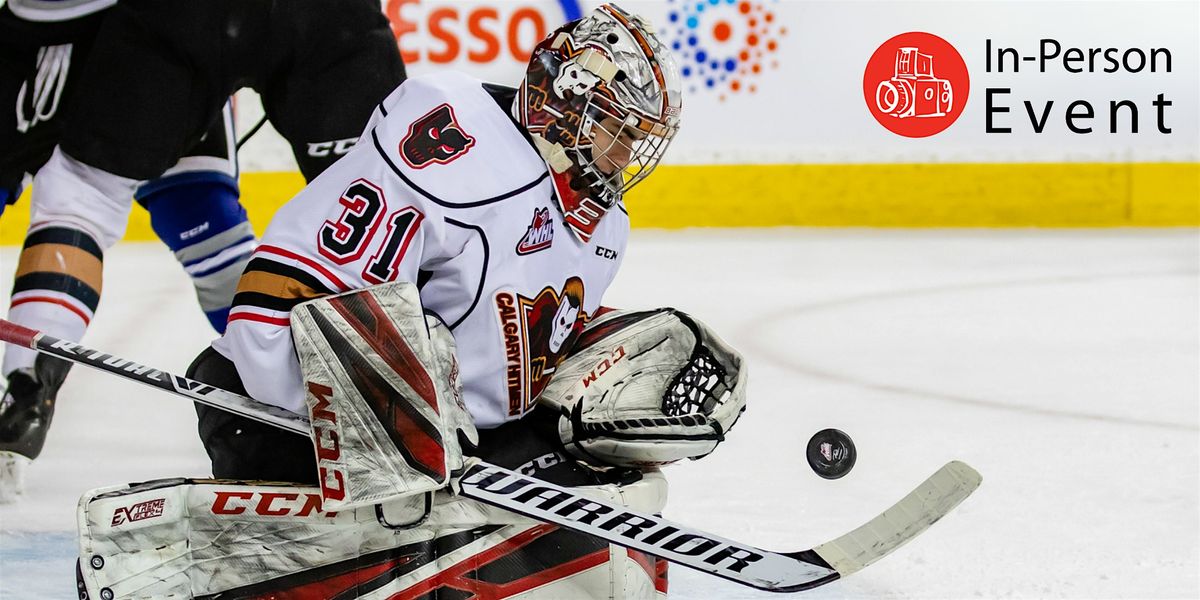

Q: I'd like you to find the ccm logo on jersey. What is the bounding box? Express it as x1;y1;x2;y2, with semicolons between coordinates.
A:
595;246;618;260
211;490;335;518
110;498;166;526
401;103;476;168
308;381;347;502
307;137;358;157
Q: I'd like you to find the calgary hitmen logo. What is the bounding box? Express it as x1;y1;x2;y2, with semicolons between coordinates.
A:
495;278;587;416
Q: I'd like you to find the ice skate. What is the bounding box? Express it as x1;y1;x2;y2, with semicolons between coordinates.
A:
0;450;30;503
0;356;70;502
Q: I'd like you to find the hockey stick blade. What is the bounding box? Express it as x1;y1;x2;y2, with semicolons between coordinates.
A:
0;317;981;593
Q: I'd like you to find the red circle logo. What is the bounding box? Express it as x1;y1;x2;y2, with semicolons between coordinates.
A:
863;32;969;138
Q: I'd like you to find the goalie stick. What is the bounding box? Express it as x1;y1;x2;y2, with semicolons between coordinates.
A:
0;318;981;593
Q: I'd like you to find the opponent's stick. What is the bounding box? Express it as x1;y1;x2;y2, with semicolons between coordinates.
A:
0;318;981;593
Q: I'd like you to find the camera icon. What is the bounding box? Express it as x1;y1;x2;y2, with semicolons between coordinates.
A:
874;47;954;118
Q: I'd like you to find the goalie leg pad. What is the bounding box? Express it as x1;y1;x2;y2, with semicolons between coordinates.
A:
76;473;668;599
540;308;748;468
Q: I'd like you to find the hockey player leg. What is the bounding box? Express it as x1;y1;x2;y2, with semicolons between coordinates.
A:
1;148;135;500
188;281;476;494
135;103;254;334
0;354;69;502
76;399;668;598
136;177;253;333
188;346;319;484
289;281;479;509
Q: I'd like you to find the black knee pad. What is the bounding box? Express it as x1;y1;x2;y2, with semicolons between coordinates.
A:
188;347;317;484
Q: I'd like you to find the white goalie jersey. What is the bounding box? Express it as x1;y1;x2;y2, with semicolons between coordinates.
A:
212;71;629;428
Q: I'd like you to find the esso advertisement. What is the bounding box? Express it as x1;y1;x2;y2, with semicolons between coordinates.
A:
385;0;584;81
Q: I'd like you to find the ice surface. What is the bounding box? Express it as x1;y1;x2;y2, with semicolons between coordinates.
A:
1;229;1196;599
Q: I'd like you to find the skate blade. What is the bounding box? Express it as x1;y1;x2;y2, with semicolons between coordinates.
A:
0;451;31;504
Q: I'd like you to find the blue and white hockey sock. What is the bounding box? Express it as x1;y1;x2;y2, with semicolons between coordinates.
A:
137;175;255;333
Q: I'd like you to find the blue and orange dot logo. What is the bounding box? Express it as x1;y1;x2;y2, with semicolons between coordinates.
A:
665;0;786;100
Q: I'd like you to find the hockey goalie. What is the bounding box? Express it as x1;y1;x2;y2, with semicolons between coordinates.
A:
74;5;751;598
75;284;745;598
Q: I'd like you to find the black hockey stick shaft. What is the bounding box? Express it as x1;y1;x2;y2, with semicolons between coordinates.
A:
0;317;980;593
0;318;309;434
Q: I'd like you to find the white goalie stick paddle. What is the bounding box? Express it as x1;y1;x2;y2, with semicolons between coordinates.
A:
0;318;981;593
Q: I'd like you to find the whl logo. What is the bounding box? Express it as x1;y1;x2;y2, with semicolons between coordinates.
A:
864;32;969;138
516;207;554;255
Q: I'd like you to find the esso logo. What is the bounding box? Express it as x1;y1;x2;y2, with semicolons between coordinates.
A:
386;0;582;67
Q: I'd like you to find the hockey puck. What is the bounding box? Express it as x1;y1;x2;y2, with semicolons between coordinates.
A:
806;429;856;479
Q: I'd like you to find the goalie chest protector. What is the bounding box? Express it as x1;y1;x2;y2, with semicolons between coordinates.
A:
217;71;629;428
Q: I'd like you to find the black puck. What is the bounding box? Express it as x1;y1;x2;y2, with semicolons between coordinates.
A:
806;428;856;479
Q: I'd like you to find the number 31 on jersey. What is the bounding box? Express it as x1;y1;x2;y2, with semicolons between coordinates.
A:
318;179;424;284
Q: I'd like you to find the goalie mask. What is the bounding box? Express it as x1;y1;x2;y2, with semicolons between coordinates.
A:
517;4;682;242
538;308;747;468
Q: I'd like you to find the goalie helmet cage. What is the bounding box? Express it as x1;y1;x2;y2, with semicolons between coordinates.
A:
0;317;982;594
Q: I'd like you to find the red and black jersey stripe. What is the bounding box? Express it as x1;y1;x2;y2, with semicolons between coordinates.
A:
230;257;337;314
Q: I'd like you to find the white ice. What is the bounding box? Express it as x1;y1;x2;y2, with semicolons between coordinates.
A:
0;229;1196;599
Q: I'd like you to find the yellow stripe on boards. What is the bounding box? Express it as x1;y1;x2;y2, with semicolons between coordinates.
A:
625;163;1200;228
0;163;1196;245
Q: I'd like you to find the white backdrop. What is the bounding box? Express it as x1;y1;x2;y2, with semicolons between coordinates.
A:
235;0;1200;171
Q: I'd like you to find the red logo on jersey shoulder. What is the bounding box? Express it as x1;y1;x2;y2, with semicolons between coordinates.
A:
400;103;476;168
516;207;554;255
